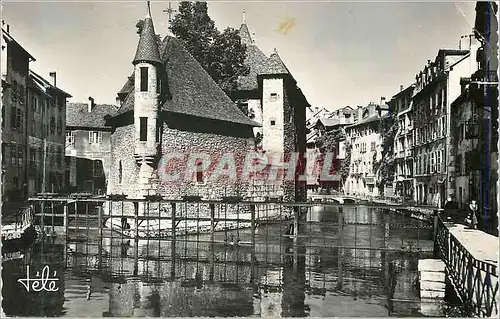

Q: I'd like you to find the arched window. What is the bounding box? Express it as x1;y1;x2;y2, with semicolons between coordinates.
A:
118;161;123;183
195;159;203;183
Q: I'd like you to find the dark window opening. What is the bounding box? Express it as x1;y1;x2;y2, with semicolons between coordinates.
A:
119;161;123;183
270;120;276;126
140;117;148;141
156;125;161;143
196;160;203;183
140;67;148;92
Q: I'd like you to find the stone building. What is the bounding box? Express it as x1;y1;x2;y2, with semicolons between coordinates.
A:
450;81;479;210
2;26;71;202
65;98;116;194
447;2;498;231
411;47;478;206
105;5;259;218
344;103;387;196
389;84;415;200
28;71;71;194
233;18;308;202
1;26;35;203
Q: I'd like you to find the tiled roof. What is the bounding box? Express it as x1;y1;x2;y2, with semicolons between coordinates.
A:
118;74;134;96
112;36;259;127
29;70;72;98
239;23;253;45
236;23;290;91
237;44;272;91
317;118;340;127
133;17;161;65
345;114;381;129
67;103;118;129
264;52;290;75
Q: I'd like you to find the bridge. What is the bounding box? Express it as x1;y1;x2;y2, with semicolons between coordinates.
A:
17;196;500;317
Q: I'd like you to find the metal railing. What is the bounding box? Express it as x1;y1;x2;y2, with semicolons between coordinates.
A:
435;216;499;317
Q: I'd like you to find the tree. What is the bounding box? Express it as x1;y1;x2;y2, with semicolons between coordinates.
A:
374;113;398;195
170;2;250;113
316;127;351;184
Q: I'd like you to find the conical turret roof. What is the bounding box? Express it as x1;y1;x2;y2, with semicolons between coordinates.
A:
133;3;161;65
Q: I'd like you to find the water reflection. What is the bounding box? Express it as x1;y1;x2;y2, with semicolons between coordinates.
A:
2;206;440;317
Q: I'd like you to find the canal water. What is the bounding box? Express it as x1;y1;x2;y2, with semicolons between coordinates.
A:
2;205;447;317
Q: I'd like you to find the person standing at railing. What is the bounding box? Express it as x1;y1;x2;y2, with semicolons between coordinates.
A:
466;200;478;230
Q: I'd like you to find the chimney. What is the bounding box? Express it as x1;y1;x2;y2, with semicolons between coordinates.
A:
88;96;95;112
400;84;404;92
49;72;56;87
116;96;122;107
380;96;386;106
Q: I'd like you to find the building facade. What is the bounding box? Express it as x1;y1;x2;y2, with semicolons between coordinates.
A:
344;103;385;197
65;98;116;195
106;6;259;218
233;18;308;202
1;26;35;204
411;48;478;206
28;71;71;195
389;84;415;200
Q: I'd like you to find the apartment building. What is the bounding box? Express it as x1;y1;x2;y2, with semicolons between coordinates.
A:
412;46;479;206
344;103;387;196
389;84;415;199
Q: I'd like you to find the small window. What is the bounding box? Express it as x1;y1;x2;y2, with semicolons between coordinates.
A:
140;117;148;141
270;93;278;101
119;161;123;183
66;131;75;147
270;119;276;126
195;159;203;183
140;67;148;92
57;117;63;134
89;131;102;144
32;95;38;112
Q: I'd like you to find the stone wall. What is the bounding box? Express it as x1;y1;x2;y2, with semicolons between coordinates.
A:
108;115;257;217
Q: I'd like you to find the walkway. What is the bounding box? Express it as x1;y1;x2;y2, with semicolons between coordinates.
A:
445;222;498;265
436;218;499;317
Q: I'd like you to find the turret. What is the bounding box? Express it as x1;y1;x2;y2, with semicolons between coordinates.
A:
133;1;162;167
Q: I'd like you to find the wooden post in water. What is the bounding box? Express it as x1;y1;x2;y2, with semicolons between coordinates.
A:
133;202;139;276
293;206;299;244
337;206;344;290
171;202;176;278
209;203;215;281
64;202;68;241
98;202;103;270
250;204;256;247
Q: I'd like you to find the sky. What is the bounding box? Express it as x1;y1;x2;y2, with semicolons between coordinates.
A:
1;0;478;111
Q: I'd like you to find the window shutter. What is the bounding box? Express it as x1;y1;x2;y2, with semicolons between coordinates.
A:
98;131;103;144
89;131;94;144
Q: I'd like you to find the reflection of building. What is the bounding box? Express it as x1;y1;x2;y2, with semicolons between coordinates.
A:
344;102;387;196
390;84;415;199
28;70;71;194
411;46;479;206
65;98;116;194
